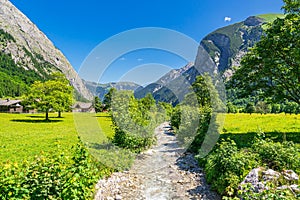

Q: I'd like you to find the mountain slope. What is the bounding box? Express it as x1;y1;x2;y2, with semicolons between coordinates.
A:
134;62;194;100
0;0;92;100
135;15;283;104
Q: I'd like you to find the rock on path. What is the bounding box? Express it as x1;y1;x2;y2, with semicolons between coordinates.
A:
95;122;220;200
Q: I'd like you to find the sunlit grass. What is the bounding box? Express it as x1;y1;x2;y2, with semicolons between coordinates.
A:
0;112;114;163
223;113;300;134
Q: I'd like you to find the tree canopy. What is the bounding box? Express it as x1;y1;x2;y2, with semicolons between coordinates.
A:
24;72;74;120
230;0;300;105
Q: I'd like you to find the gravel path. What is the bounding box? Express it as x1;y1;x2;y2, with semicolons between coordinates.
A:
95;122;220;200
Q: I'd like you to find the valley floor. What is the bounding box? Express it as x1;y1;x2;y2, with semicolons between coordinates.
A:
95;122;220;200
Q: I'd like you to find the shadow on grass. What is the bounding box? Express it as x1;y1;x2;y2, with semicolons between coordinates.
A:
11;119;63;123
94;115;111;119
27;115;65;119
220;131;300;148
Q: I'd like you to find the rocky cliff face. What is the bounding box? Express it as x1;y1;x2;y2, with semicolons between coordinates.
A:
135;15;279;104
0;0;92;100
200;16;265;79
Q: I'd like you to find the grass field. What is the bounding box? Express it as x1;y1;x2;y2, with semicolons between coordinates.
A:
0;112;114;163
1;112;299;164
223;113;300;134
222;113;300;148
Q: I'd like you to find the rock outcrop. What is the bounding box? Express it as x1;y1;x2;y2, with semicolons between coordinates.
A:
200;16;266;79
0;0;92;100
239;167;299;199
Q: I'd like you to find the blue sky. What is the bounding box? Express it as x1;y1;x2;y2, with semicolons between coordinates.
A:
10;0;284;84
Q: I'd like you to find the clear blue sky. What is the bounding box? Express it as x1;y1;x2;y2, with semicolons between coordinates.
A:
10;0;283;84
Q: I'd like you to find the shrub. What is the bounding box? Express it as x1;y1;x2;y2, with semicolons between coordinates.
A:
252;139;300;174
201;136;300;198
0;140;110;199
204;139;260;196
112;126;156;153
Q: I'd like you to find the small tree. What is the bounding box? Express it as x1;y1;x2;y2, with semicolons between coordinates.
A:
25;73;74;120
94;96;102;113
103;87;116;111
245;102;256;115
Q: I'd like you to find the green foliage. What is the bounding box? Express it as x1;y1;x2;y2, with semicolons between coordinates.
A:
93;96;102;113
230;4;300;105
284;101;299;114
0;29;60;98
226;102;238;113
203;137;300;197
170;105;181;129
0;51;44;97
103;87;116;111
0;29;16;43
191;75;211;107
158;102;173;120
204;139;260;196
24;73;74;120
252;139;300;174
0;140;111;199
239;183;299;200
111;91;158;153
271;103;281;113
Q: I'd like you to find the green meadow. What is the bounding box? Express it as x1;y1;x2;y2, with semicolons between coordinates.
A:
223;113;300;134
221;113;300;148
0;112;114;163
1;112;299;164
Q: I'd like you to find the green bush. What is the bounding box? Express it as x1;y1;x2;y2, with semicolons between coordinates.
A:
201;137;300;198
0;140;111;199
252;139;300;174
112;126;156;153
111;91;158;153
204;139;260;196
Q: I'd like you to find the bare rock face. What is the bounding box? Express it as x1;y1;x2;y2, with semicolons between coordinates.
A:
0;0;92;100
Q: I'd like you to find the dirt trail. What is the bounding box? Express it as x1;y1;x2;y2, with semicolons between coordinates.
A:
95;122;220;200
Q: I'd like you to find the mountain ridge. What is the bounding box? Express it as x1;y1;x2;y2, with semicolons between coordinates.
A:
134;14;283;104
0;0;92;100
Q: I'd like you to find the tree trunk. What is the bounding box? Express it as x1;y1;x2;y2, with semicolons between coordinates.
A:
58;111;62;118
46;110;49;121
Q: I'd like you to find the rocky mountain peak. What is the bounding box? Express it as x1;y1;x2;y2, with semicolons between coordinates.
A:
244;16;264;26
0;0;92;100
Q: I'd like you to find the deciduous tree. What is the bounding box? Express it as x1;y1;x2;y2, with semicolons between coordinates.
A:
25;73;74;120
231;0;300;105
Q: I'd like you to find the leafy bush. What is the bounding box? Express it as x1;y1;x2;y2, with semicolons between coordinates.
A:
201;137;300;198
111;91;158;153
0;140;111;199
112;126;156;153
252;139;300;174
204;139;260;196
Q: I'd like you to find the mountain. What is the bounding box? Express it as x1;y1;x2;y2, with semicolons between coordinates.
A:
201;14;283;79
0;0;92;100
135;15;283;104
134;62;194;100
84;80;141;100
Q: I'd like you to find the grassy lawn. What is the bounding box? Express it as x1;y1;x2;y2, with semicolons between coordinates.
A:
223;113;300;134
0;112;114;163
222;113;300;148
